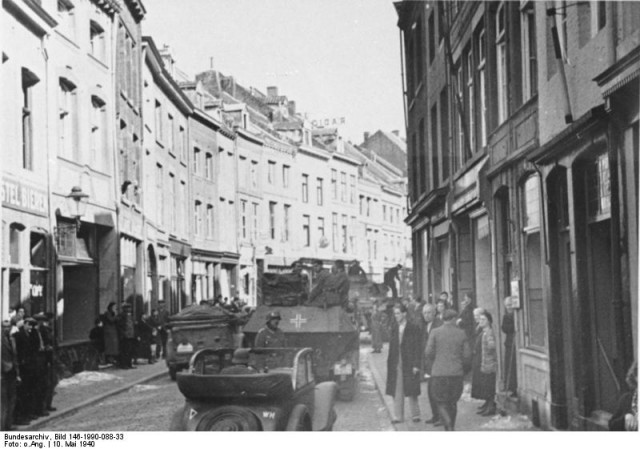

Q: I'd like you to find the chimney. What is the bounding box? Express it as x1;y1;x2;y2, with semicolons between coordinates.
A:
267;86;278;97
364;131;370;141
287;100;296;116
391;130;400;137
159;44;174;76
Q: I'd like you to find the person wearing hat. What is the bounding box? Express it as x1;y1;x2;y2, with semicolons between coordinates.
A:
102;302;119;365
1;316;19;430
348;260;367;281
384;264;403;299
424;309;472;431
14;317;43;423
254;311;286;348
34;312;57;414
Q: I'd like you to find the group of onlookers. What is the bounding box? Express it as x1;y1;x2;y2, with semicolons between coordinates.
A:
1;307;58;430
381;291;518;431
89;301;170;369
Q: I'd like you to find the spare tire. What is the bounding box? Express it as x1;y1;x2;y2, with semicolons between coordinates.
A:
196;406;261;431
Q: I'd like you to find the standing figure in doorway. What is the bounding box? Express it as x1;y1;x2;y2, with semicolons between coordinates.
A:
473;310;498;416
501;296;517;395
102;302;119;365
117;304;137;369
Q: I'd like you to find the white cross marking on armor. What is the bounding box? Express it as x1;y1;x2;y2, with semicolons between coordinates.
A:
290;313;308;329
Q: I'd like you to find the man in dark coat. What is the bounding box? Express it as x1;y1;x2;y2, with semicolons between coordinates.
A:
385;303;422;423
34;312;57;413
421;304;442;425
117;304;137;369
384;264;402;298
457;293;476;342
425;309;471;431
156;301;170;359
14;318;43;423
347;260;367;280
1;317;19;430
102;302;119;365
501;296;517;394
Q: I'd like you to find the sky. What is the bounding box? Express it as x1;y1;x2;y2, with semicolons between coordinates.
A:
142;0;406;144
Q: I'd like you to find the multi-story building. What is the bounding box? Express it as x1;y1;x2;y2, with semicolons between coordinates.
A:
141;37;193;315
396;0;638;431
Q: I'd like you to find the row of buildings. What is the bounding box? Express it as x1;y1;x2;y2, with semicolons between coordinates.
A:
1;0;411;372
395;0;638;431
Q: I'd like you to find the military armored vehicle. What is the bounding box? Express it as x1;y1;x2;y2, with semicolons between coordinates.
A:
243;271;359;401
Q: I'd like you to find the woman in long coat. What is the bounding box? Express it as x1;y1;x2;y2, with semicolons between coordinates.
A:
102;302;119;364
385;303;422;423
472;310;498;416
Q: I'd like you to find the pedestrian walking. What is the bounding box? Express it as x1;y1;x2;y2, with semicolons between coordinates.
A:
102;302;119;365
473;310;498;416
421;303;442;426
370;301;384;353
135;314;155;364
424;309;471;431
385;304;422;424
34;312;57;414
14;317;43;423
501;296;517;395
1;316;19;431
147;309;163;361
383;264;402;299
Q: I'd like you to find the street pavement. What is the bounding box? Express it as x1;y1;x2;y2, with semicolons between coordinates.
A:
366;342;537;431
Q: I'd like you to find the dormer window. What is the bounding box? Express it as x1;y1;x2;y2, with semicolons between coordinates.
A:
90;20;105;62
58;0;76;40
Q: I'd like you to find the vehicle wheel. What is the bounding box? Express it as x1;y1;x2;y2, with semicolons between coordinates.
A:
169;366;178;381
286;404;312;431
197;406;261;431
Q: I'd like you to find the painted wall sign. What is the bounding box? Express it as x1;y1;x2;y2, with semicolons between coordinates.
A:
310;117;346;127
1;178;48;217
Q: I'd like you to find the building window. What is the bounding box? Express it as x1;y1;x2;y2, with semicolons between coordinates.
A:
431;105;440;186
413;17;424;92
252;203;259;241
439;87;450;180
521;2;537;102
340;172;347;202
241;200;247;239
89;20;105;62
58;78;77;160
282;165;290;188
366;197;371;217
268;160;276;185
476;27;487;147
57;0;76;39
466;49;475;153
194;200;202;236
341;214;348;253
156;164;164;225
350;216;357;252
168;114;175;152
331;169;338;199
205;153;213;180
269;201;276;239
383;205;387;222
207;204;214;238
180;181;187;234
316;178;324;206
592;1;606;35
522;175;546;349
318;217;325;237
496;2;508;124
303;215;310;247
349;175;356;203
169;173;176;232
302;174;309;203
22;68;38;171
332;213;339;251
192;147;200;175
90;96;106;169
283;204;290;242
587;153;611;219
251;160;258;188
154;100;163;142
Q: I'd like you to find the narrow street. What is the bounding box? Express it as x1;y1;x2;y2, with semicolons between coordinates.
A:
38;345;393;432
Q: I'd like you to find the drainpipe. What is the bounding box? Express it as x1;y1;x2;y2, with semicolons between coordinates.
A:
546;2;573;124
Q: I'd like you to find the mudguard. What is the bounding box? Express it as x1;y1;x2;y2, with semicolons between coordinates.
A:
286;404;312;431
312;381;337;431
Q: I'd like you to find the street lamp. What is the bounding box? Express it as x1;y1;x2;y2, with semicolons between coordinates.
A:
65;186;89;231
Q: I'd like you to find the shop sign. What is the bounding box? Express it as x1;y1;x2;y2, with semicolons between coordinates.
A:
1;179;48;217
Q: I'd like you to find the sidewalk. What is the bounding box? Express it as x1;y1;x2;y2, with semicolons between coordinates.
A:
17;360;168;431
367;342;536;431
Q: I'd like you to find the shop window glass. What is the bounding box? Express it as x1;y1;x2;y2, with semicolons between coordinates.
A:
587;153;611;219
30;232;47;267
10;225;22;264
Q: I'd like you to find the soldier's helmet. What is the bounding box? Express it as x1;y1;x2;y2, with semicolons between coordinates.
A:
266;311;282;322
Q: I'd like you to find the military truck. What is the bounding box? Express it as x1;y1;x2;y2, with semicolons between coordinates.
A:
165;304;246;380
243;270;359;401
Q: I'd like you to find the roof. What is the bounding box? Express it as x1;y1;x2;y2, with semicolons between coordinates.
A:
364;130;406;153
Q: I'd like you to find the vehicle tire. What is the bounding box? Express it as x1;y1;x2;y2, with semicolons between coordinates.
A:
286;404;312;431
169;366;178;381
197;406;261;431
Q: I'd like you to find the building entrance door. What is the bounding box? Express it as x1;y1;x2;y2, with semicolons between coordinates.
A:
62;265;97;342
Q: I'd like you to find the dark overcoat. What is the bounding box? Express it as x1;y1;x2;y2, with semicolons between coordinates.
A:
385;321;422;397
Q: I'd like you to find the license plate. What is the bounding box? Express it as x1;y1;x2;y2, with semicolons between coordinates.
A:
176;343;193;354
334;364;352;375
